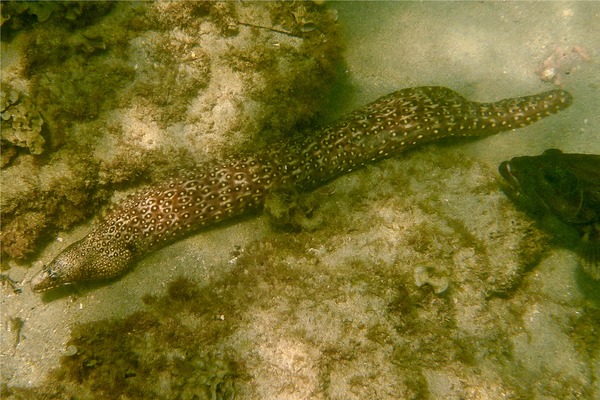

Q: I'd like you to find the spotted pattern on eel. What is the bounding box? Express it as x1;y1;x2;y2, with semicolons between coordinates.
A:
31;86;573;292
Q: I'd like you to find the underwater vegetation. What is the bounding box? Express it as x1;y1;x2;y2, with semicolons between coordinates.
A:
3;145;597;398
9;147;590;398
0;0;343;264
2;2;599;398
3;277;241;399
1;82;44;156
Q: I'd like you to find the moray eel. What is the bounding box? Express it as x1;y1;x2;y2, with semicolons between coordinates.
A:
31;86;573;292
499;149;600;279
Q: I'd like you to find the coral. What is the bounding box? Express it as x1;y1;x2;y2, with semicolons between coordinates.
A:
0;151;104;260
0;83;45;154
414;263;449;294
0;211;49;260
536;45;592;86
1;1;114;41
0;1;343;262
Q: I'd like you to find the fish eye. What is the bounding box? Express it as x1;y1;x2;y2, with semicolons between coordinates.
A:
542;168;561;183
543;169;578;193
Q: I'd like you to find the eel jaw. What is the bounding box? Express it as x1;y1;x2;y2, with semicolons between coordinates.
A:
30;259;70;292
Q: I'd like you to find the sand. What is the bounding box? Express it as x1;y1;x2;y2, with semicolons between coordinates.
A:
1;2;599;399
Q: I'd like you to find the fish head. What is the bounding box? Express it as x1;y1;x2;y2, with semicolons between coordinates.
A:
501;149;600;280
499;149;586;224
31;254;74;292
31;234;135;292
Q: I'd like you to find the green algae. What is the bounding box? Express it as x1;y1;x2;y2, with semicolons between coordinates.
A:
21;3;141;148
5;278;242;399
1;1;114;40
3;2;598;398
0;81;45;155
5;146;597;397
224;1;345;146
1;2;145;260
0;1;343;263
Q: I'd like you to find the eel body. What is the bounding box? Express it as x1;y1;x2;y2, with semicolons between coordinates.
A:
31;86;573;292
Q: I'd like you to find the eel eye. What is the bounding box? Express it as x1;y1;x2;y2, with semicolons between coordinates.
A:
47;268;59;280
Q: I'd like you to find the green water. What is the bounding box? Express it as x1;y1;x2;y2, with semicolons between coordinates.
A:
1;2;598;399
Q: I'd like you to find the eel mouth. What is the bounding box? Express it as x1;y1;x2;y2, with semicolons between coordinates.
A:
30;260;67;292
30;268;55;292
498;161;522;193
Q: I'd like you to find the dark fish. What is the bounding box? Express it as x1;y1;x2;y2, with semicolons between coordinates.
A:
499;149;600;279
31;87;573;292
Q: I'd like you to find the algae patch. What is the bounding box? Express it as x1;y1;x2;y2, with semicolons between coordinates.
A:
0;0;343;262
0;82;45;155
4;278;241;400
3;147;597;398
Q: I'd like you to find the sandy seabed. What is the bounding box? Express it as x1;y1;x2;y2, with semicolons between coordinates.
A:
1;2;599;399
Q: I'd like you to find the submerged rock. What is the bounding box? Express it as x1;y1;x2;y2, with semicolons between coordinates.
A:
0;0;343;262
